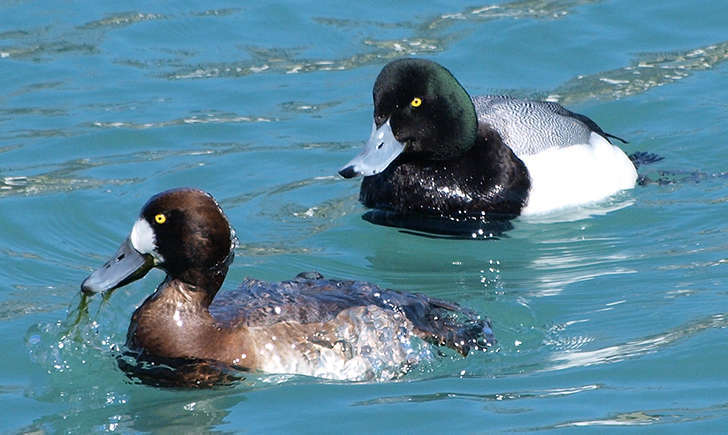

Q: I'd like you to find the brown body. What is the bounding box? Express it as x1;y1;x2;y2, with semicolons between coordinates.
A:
127;278;258;370
82;188;493;386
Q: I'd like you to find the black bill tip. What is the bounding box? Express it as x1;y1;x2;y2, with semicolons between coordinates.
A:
338;165;358;179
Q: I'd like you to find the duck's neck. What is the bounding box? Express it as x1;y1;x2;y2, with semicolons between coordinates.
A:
171;265;228;307
125;277;255;367
126;278;216;356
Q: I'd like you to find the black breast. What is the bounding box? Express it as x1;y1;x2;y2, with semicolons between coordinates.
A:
359;130;530;232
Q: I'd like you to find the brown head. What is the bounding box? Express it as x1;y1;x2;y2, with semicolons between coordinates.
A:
81;188;235;305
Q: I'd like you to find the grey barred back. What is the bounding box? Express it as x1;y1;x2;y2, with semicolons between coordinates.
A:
473;95;602;157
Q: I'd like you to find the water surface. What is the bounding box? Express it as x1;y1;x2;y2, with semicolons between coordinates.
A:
2;0;728;432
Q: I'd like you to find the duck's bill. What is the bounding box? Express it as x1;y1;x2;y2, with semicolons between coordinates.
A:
81;237;155;295
338;119;404;178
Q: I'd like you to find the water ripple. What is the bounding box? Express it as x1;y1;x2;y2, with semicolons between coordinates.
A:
155;5;728;118
548;41;728;105
0;141;258;197
235;243;314;258
1;139;267;195
190;8;243;18
0;107;66;117
0;8;238;61
546;402;728;429
422;0;602;30
223;175;341;207
0;174;138;198
545;313;728;371
0;293;66;322
165;37;446;80
76;12;167;31
279;100;342;114
353;383;601;406
0;41;98;60
88;112;275;130
164;0;599;80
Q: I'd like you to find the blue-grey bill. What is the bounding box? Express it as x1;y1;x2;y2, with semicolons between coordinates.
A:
81;237;154;295
338;119;405;178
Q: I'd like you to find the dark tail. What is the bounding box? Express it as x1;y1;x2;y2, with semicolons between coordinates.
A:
603;132;628;144
395;295;495;356
560;109;629;144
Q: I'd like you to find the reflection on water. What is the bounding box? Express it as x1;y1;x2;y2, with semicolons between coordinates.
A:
549;402;728;429
361;209;514;240
546;313;728;371
557;411;660;427
76;12;167;31
163;0;609;80
353;383;601;406
3;0;728;431
88;112;275;130
19;389;247;433
0;293;66;321
1;0;724;113
418;0;604;34
551;41;728;105
1;173;137;198
23;293;243;433
524;229;637;298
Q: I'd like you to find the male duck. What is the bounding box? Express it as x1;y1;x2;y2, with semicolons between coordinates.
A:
81;188;492;386
339;58;637;230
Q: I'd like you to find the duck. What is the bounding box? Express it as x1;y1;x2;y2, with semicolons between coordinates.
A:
338;58;637;232
81;188;492;386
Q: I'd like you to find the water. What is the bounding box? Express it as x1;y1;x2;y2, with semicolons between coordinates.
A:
2;0;728;431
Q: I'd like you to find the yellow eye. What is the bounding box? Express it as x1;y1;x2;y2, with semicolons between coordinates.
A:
410;97;422;108
154;213;166;224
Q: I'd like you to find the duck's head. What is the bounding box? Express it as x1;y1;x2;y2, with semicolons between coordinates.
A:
81;188;235;298
339;58;478;178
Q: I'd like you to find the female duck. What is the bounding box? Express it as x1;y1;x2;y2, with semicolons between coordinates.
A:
81;188;491;385
339;58;637;227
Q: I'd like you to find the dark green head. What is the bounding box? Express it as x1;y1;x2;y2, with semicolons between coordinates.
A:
339;58;478;178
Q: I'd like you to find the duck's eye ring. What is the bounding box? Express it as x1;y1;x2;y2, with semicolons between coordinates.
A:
410;97;422;108
154;214;166;224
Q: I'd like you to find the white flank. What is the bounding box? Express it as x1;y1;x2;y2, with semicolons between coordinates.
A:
520;132;637;215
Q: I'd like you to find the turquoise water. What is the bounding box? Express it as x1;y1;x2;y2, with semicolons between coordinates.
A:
2;0;728;431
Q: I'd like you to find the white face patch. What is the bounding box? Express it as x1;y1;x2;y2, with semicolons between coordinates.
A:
130;218;162;261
